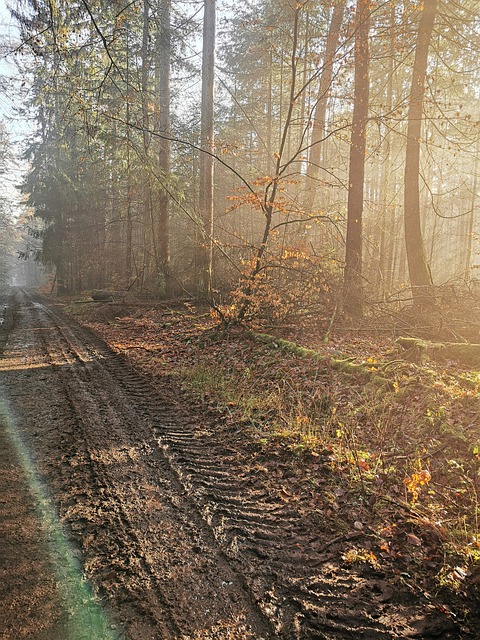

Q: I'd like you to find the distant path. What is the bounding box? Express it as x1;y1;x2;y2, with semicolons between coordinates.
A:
0;288;466;639
0;289;271;639
0;289;116;639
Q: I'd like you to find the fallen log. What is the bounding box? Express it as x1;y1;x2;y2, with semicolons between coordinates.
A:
90;290;139;303
249;332;392;387
396;337;480;367
91;290;114;302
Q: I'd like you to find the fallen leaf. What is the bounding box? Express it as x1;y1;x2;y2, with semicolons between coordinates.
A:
406;533;422;546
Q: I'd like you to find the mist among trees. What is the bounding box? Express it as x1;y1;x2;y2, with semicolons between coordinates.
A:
5;0;480;321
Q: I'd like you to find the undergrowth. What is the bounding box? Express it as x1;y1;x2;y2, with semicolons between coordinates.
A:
65;298;480;607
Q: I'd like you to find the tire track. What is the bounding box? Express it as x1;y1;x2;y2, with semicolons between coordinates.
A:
16;291;274;639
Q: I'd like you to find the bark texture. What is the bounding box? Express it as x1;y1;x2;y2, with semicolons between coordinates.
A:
157;0;172;295
404;0;438;308
305;0;345;212
343;0;370;317
198;0;216;293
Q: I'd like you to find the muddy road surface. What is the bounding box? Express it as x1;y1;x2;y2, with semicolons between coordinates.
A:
0;289;468;639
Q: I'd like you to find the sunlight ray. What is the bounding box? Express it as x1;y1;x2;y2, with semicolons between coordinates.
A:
0;396;118;640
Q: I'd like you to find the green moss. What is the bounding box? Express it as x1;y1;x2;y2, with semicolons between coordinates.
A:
397;336;480;367
250;332;391;387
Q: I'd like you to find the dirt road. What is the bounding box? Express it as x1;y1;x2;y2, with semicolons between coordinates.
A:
0;289;468;639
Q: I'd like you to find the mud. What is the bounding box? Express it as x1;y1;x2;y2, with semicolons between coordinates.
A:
0;289;471;638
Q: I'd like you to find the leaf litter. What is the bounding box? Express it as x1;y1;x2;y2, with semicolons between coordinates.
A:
64;297;480;637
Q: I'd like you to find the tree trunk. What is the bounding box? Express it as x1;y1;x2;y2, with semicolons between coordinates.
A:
141;0;151;155
266;45;273;176
377;3;395;296
157;0;172;296
305;0;345;213
140;0;157;283
198;0;216;293
404;0;437;308
125;25;133;283
385;175;399;294
465;129;480;281
343;0;370;317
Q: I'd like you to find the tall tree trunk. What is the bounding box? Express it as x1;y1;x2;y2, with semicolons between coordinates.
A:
404;0;437;308
51;46;68;293
305;0;345;212
385;175;398;294
198;0;216;293
141;0;151;154
141;0;157;282
299;9;309;135
465;130;480;281
108;117;122;283
157;0;172;295
377;3;395;296
343;0;370;317
125;26;133;283
266;45;273;176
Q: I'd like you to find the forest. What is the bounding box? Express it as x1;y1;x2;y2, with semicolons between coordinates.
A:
1;1;480;638
2;0;477;319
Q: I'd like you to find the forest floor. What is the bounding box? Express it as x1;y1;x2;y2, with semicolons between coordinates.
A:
1;287;480;639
